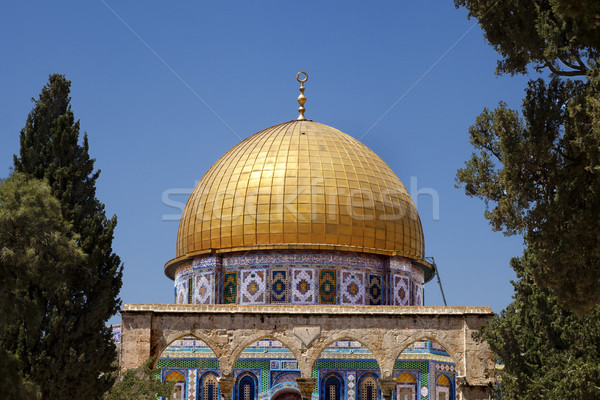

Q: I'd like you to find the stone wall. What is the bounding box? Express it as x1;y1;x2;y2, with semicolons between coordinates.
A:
120;304;494;400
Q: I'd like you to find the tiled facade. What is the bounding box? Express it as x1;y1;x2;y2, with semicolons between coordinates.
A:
174;251;425;306
132;335;457;400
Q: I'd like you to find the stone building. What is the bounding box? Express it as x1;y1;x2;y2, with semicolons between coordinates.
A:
118;73;495;400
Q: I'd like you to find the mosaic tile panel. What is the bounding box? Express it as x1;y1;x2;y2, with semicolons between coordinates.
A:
270;269;289;303
194;272;214;304
240;269;267;304
223;272;237;304
393;274;410;306
193;255;219;269
176;279;189;305
292;268;316;304
188;369;197;400
340;271;365;305
176;251;428;306
366;274;382;305
156;359;219;369
414;282;423;306
434;363;456;373
222;251;385;270
176;262;194;280
347;372;356;400
319;270;337;304
314;360;380;371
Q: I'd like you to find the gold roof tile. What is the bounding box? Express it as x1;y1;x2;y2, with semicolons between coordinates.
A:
166;120;425;278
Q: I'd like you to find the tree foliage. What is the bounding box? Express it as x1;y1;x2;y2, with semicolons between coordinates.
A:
454;0;600;397
0;174;86;400
456;77;600;314
7;74;123;399
454;0;600;315
454;0;599;76
478;251;600;399
103;358;174;400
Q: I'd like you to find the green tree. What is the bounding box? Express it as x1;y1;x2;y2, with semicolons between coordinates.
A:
10;74;123;399
454;0;598;76
478;251;600;399
454;0;600;315
0;173;86;400
454;0;600;397
103;358;174;400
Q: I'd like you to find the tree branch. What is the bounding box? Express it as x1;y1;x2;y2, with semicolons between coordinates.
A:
558;56;579;70
572;51;589;72
543;62;587;77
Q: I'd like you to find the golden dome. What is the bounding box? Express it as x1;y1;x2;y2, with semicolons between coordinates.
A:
166;120;425;278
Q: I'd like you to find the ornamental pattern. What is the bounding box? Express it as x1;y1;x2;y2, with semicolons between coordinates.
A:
340;271;365;305
319;270;337;304
222;252;385;270
224;272;238;304
176;279;189;305
366;275;382;305
194;272;214;304
393;275;410;306
292;268;316;304
240;269;267;304
270;270;289;303
175;253;425;306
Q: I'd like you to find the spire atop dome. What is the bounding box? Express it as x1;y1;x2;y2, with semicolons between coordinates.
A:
296;71;308;120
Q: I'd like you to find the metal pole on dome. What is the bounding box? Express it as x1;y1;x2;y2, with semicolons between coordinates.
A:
427;256;447;306
296;71;308;120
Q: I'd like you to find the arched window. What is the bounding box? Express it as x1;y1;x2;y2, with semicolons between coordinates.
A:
322;374;343;400
165;371;186;400
202;373;220;400
359;375;378;400
435;374;453;400
237;374;257;400
395;372;416;400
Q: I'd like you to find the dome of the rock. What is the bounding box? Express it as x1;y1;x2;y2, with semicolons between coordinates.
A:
165;73;434;306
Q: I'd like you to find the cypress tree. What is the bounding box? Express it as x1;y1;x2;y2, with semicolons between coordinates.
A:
12;74;123;399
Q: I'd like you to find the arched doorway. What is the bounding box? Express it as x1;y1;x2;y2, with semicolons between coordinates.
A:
233;338;300;400
271;390;302;400
393;339;457;400
157;335;220;400
315;339;381;400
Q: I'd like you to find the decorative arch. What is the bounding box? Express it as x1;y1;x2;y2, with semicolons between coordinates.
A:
271;388;302;400
313;334;378;359
321;372;344;400
235;372;258;400
358;372;380;400
394;372;417;400
435;373;454;400
230;334;301;367
395;372;417;383
153;334;219;369
200;372;220;400
310;334;383;374
157;331;222;362
392;336;459;368
164;370;187;400
272;372;300;386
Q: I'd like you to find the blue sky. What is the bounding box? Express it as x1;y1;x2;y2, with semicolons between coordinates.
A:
0;1;531;324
